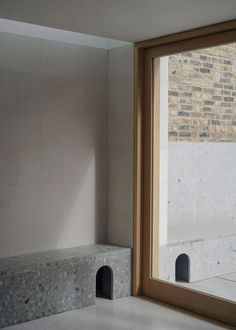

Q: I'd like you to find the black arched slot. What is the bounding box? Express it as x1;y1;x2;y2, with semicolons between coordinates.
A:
96;266;113;299
175;254;190;282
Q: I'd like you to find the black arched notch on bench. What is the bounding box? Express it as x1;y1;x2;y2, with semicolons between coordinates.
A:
96;266;113;299
175;253;190;282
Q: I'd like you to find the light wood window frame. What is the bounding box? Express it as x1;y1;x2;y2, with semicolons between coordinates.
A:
133;19;236;326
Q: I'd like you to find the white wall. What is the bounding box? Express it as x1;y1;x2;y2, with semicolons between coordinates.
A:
0;31;108;257
107;44;134;247
168;142;236;227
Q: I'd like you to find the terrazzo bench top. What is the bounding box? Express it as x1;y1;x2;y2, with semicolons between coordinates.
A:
0;244;130;277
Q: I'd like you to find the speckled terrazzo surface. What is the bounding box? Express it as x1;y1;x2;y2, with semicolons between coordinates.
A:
0;244;132;329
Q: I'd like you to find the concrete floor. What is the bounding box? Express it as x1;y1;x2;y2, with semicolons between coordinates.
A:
6;296;232;330
180;272;236;302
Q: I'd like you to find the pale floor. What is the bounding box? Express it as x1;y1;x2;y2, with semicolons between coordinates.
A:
6;296;233;330
179;271;236;302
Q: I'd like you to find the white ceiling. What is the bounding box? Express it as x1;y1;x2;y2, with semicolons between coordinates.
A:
0;0;235;42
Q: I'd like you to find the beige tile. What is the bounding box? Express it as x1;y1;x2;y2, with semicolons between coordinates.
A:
17;73;42;111
17;148;62;184
109;79;133;114
62;148;93;182
54;216;95;249
0;111;18;146
62;182;83;217
41;183;64;219
0;148;17;184
0;111;40;147
16;111;41;147
84;80;107;115
80;181;106;219
108;148;133;182
108;114;133;148
41;112;83;147
15;184;42;222
42;75;64;112
0;71;16;111
108;44;134;82
109;181;133;217
15;220;53;255
63;78;86;113
83;114;107;148
0;184;17;223
42;40;85;78
62;148;106;182
0;223;15;257
0;33;41;74
108;214;133;247
82;46;107;81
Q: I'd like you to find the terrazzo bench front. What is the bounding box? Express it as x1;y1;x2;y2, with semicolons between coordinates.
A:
0;244;132;329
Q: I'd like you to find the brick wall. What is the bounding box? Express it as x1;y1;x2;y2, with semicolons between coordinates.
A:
168;43;236;142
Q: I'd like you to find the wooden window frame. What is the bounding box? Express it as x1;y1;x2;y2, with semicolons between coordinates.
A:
133;19;236;326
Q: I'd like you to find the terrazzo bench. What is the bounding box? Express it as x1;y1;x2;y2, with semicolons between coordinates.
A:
0;244;132;329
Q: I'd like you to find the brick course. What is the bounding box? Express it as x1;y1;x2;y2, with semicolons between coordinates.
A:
168;43;236;142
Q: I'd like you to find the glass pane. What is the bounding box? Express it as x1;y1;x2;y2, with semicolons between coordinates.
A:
152;42;236;303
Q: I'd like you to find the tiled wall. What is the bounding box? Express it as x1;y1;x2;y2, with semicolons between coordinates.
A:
0;32;108;257
107;45;134;247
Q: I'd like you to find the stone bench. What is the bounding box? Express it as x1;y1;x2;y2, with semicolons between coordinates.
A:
0;244;132;328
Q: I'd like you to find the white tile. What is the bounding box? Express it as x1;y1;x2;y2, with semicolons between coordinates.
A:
108;44;134;82
17;148;62;184
109;79;133;114
41;75;64;112
17;73;42;111
0;223;15;257
108;147;133;182
41;112;83;147
108;114;133;148
83;114;107;147
0;71;16;111
0;148;17;184
109;181;133;217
